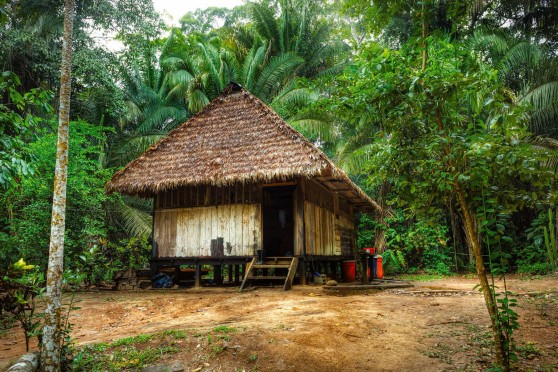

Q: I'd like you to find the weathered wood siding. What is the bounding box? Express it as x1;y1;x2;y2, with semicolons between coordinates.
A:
301;177;356;256
154;204;262;258
336;214;355;256
304;201;337;256
157;184;262;209
293;182;305;256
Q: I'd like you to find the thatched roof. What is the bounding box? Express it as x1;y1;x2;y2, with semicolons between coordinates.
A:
106;83;380;212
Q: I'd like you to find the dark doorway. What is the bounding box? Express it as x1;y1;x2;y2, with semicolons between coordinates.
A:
262;186;295;257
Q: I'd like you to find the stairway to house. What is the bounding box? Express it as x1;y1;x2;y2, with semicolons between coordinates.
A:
239;257;299;291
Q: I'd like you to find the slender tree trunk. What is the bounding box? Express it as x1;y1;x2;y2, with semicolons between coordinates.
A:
41;0;75;370
455;185;508;371
374;180;390;253
421;0;428;71
423;23;509;368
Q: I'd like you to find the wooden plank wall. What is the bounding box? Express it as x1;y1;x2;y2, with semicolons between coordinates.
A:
293;181;305;256
301;178;356;256
154;204;262;258
303;201;337;256
336;214;355;256
157;184;262;209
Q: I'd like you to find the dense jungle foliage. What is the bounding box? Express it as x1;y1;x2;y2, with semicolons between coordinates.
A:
1;0;557;285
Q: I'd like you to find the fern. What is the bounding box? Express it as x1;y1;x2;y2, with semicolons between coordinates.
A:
382;249;406;273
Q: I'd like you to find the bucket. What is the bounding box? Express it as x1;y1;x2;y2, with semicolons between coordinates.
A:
342;260;356;282
373;255;384;279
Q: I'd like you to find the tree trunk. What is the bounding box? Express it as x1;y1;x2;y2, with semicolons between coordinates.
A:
374;180;390;253
421;0;428;71
41;0;75;370
455;185;508;371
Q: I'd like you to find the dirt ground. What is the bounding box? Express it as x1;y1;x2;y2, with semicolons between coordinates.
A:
1;275;557;371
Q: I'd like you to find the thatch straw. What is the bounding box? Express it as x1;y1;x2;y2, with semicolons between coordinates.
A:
106;83;380;212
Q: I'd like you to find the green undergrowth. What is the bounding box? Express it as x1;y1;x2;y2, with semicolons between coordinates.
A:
72;326;239;371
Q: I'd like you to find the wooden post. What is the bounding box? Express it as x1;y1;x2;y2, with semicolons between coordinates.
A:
195;262;201;288
174;265;180;286
228;264;233;283
330;261;338;281
361;253;369;285
214;265;223;285
299;259;307;285
294;178;306;256
234;264;240;284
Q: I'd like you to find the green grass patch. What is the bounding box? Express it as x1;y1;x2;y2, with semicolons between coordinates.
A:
73;330;186;371
111;333;154;347
212;325;237;334
73;344;179;371
515;341;542;360
161;329;188;339
397;273;448;281
72;327;244;370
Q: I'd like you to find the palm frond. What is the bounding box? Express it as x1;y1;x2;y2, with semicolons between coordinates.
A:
271;83;317;109
160;56;185;71
526;136;558;171
219;49;241;84
111;197;152;238
288;112;337;142
520;81;558;133
187;75;211;113
497;41;542;78
137;105;186;133
466;30;509;55
520;81;558;112
317;62;350;77
108;133;166;167
198;42;224;95
250;2;280;52
253;52;304;101
168;69;195;88
338;142;376;174
241;42;267;91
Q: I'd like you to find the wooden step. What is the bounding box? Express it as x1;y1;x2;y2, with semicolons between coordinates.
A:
283;257;299;291
239;256;299;292
247;276;288;280
251;264;290;269
261;257;293;261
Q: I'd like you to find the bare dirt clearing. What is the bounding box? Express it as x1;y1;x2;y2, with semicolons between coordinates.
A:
2;276;557;371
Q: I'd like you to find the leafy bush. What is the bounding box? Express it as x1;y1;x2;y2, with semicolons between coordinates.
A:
0;259;44;351
381;249;407;274
0;119;114;276
516;210;557;275
517;262;553;275
359;211;453;275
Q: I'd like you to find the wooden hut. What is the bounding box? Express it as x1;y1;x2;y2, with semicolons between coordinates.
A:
106;83;380;290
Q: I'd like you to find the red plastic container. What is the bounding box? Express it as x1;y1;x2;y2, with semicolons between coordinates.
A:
342;260;356;282
374;255;384;279
363;247;375;255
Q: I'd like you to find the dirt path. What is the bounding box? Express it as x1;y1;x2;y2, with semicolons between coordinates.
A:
2;276;557;371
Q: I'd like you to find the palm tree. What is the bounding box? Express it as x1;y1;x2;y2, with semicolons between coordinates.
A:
467;31;558;137
107;33;189;167
247;0;349;78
